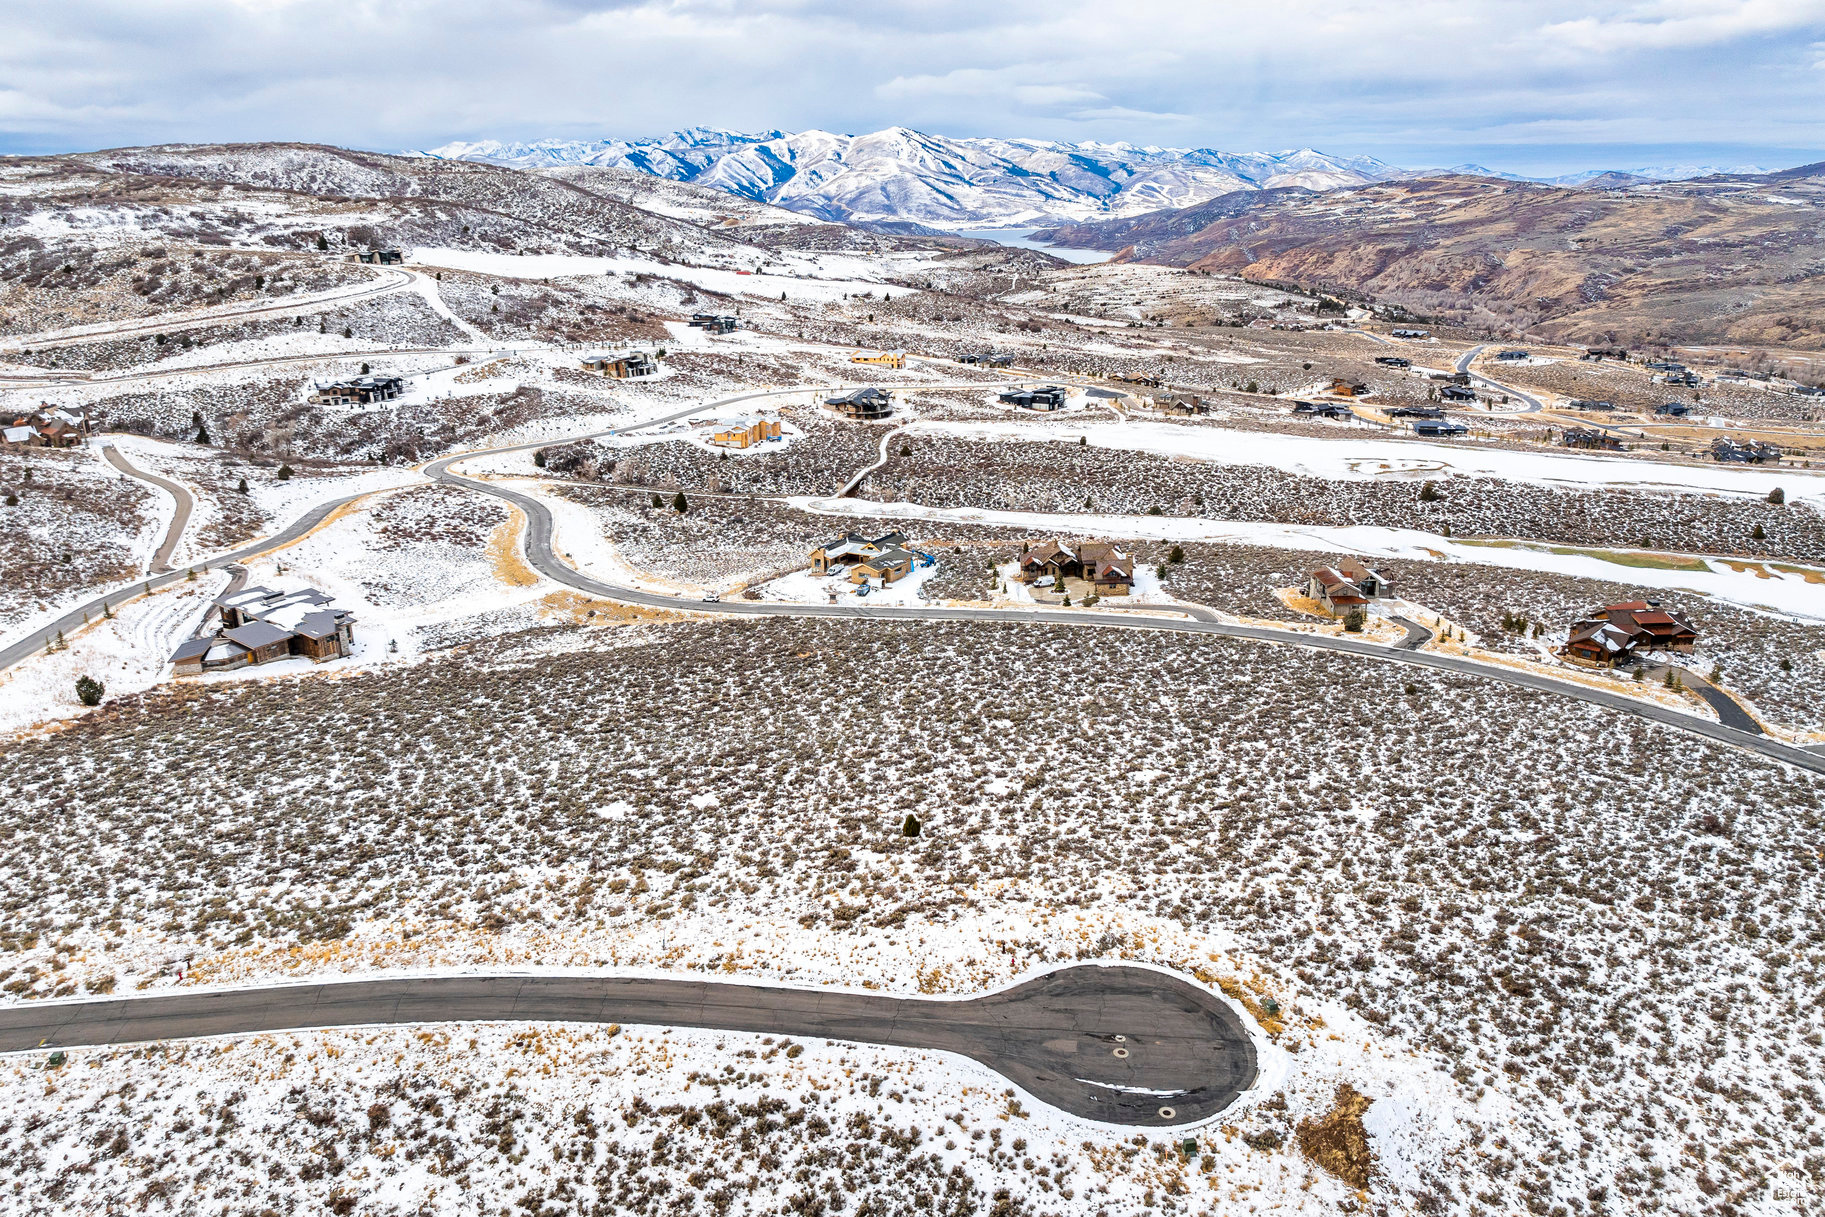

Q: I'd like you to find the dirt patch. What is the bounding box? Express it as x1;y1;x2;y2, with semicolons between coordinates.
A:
1296;1083;1375;1189
539;589;688;625
486;508;539;588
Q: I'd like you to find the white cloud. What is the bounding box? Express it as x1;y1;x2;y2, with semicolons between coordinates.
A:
0;0;1821;170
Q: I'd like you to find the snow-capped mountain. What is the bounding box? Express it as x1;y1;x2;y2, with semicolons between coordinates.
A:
407;127;1408;227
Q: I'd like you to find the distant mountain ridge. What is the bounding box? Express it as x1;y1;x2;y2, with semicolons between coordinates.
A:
409;127;1408;227
407;126;1773;229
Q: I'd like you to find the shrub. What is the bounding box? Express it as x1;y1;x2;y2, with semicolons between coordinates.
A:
236;478;247;494
1418;481;1442;503
901;814;920;838
1343;609;1367;633
1296;1084;1374;1188
671;491;688;513
1168;545;1184;564
277;465;293;481
1752;523;1766;540
1768;486;1785;505
75;676;104;707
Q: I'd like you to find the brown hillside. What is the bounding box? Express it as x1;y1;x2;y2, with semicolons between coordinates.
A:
1042;171;1825;348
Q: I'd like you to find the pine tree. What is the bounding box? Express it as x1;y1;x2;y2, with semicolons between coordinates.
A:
237;478;248;493
75;675;104;706
277;465;293;481
672;491;688;513
1752;523;1766;540
315;233;329;251
901;814;920;838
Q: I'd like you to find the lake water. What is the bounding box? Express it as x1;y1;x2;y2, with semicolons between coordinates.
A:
962;227;1115;265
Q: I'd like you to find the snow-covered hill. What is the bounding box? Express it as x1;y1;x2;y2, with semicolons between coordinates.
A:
409;127;1407;228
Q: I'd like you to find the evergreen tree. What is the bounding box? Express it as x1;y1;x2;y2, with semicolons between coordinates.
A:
1768;486;1785;505
315;233;329;251
75;675;104;706
901;814;920;838
195;420;210;445
237;478;248;494
671;491;688;513
277;465;293;481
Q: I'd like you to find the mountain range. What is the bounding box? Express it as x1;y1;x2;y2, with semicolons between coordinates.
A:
409;127;1770;230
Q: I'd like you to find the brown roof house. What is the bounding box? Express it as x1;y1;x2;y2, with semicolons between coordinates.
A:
1017;539;1135;596
1306;567;1371;615
1562;600;1698;665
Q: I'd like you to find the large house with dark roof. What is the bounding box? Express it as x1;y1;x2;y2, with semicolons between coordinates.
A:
1562;600;1698;665
1017;539;1135;596
170;584;357;675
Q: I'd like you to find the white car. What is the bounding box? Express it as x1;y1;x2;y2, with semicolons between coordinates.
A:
701;592;720;603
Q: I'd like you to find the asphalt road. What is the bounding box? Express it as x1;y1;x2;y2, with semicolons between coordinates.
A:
100;444;193;573
0;489;377;673
0;966;1257;1126
428;416;1825;777
1456;344;1544;413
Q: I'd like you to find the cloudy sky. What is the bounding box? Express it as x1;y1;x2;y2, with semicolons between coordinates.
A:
5;0;1825;173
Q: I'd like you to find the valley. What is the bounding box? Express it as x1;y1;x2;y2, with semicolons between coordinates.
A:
1;140;1823;1217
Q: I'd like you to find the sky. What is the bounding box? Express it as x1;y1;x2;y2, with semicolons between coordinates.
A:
4;0;1825;174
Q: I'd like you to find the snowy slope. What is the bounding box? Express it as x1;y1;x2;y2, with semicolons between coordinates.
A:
412;127;1409;227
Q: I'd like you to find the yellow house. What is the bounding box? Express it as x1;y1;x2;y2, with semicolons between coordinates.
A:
708;418;782;449
851;350;906;370
851;548;915;585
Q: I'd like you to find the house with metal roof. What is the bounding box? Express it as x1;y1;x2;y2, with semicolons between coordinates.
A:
1562;599;1698;665
170;584;356;674
809;531;910;576
825;387;894;420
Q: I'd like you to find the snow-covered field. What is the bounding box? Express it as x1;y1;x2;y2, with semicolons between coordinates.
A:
904;416;1825;507
410;247;921;303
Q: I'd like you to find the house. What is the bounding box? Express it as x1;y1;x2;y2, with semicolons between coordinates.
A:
1337;557;1391;598
825;387;894;420
175;584;357;673
1566;398;1614;411
1495;349;1528;362
1438;385;1478;403
580;351;657;379
1306;567;1370;615
851;350;906;370
688;314;738;334
309;375;405;406
850;547;916;586
998;386;1068;410
1016;539;1134;596
1292;401;1352;419
1563;600;1698;664
1388;405;1443;419
1644;361;1686;372
1329;379;1370;397
1711;436;1781;464
1582;347;1628;361
959;352;1015;367
1110;372;1162;387
1654;401;1691;417
1374;356;1411;368
356;249;403;265
1152;391;1210;415
1390;329;1430;339
168;637;212;677
1413;419;1468;437
1658;370;1701;387
4;407;89;447
708;417;782;449
810;531;910;576
1564;427;1623;451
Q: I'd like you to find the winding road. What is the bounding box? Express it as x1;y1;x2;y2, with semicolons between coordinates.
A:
424;415;1825;777
100;443;193;573
0;965;1257;1127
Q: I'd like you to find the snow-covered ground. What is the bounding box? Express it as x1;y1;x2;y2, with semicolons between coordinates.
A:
410;247;921;303
787;496;1825;621
902;416;1825;507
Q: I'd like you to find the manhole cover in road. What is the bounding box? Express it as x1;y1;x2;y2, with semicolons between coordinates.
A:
1112;1047;1129;1058
1158;1107;1177;1120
